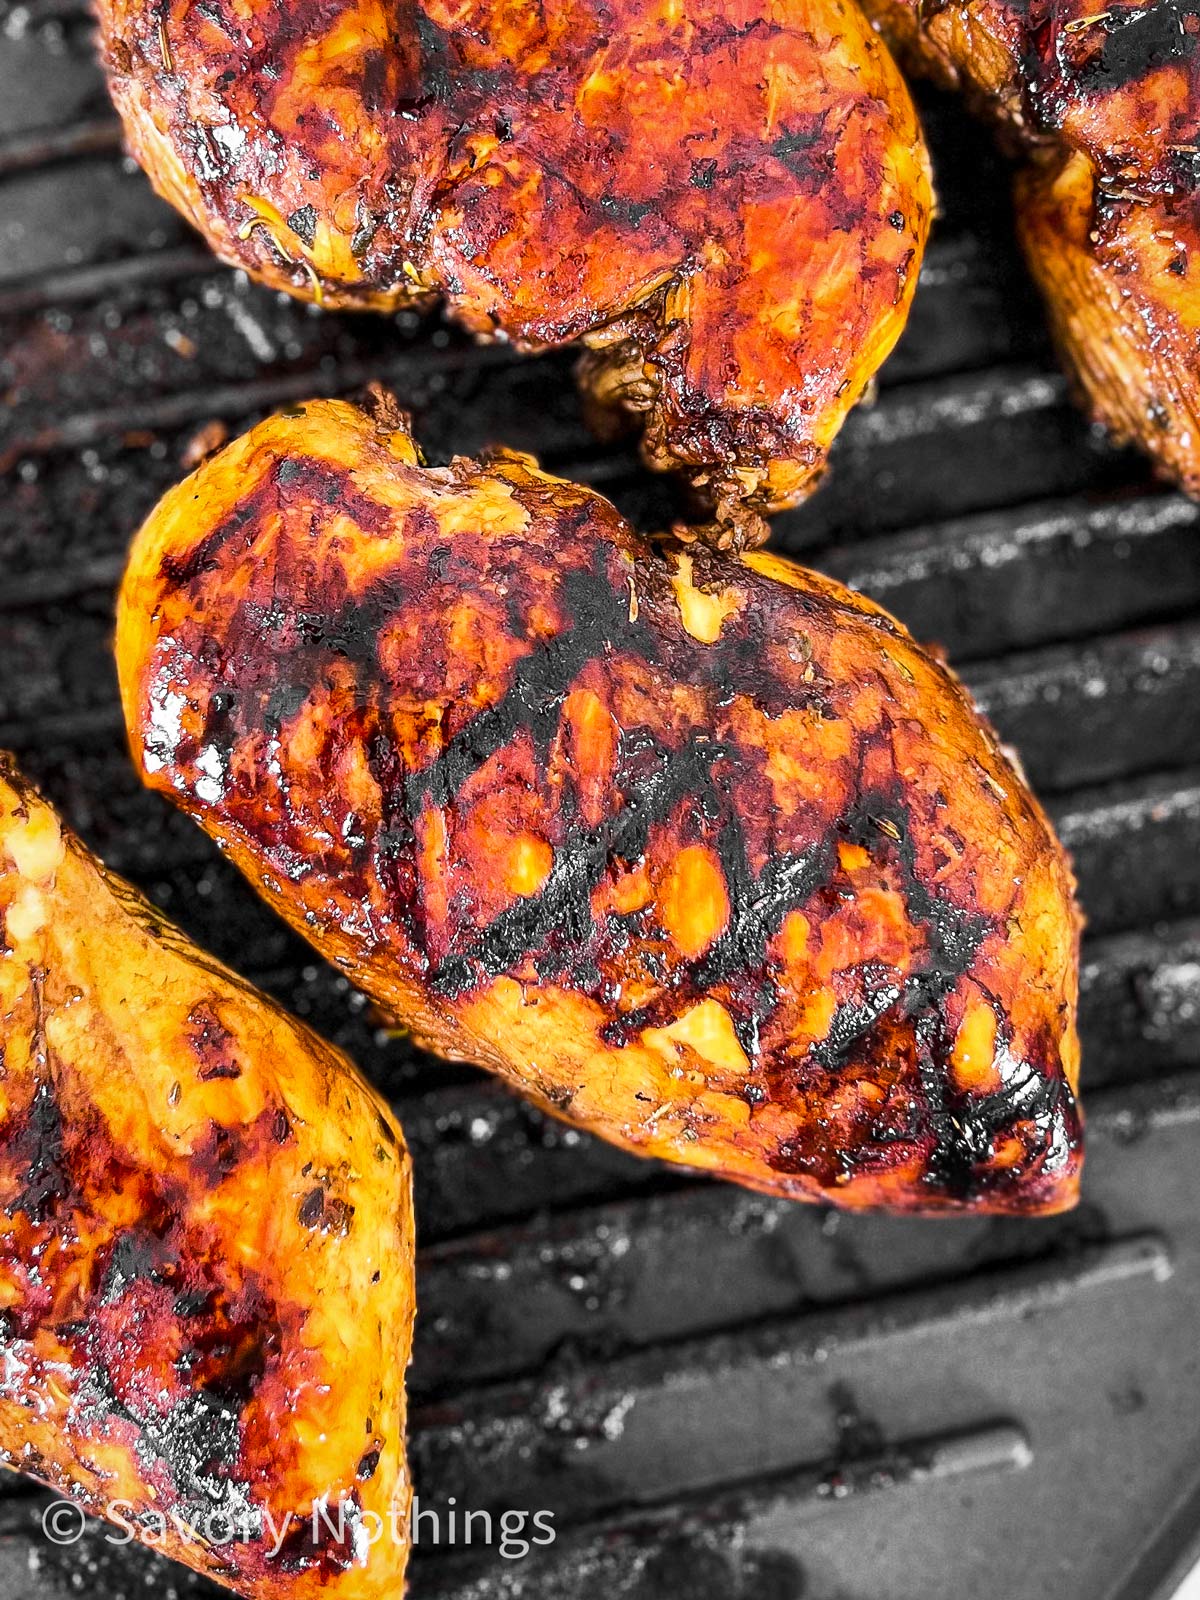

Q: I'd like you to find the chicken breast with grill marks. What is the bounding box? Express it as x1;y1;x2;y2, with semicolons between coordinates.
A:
0;755;415;1600
117;397;1084;1216
863;0;1200;497
96;0;932;543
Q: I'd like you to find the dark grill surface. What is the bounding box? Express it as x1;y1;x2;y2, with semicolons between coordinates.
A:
2;8;1200;1598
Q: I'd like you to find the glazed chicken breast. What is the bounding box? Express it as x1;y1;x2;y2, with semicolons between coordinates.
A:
0;756;414;1599
863;0;1200;497
95;0;932;540
117;397;1083;1215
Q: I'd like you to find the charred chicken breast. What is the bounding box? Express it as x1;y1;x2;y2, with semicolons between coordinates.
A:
95;0;932;538
863;0;1200;496
0;756;415;1599
117;397;1083;1215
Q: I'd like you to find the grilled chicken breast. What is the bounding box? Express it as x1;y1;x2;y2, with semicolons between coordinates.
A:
863;0;1200;496
95;0;932;540
0;756;414;1599
117;397;1083;1215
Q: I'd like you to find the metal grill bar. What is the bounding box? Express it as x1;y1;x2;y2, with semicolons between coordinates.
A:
406;1236;1170;1523
0;115;121;177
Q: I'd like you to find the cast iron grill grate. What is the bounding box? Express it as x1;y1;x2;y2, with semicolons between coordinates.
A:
1;7;1199;1597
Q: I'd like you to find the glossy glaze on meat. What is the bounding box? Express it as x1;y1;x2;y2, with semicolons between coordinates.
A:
0;756;415;1599
117;398;1084;1215
95;0;932;538
863;0;1200;496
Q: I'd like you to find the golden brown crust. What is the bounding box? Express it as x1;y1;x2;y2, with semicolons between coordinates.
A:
862;0;1200;495
0;754;414;1599
94;0;932;532
117;398;1083;1216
